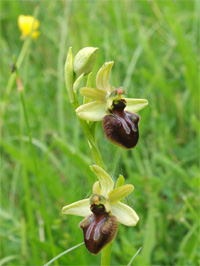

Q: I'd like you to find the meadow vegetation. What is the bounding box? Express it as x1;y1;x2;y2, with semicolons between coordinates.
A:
0;1;199;265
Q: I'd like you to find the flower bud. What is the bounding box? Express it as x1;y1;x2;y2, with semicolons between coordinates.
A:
79;203;118;254
103;99;140;149
74;47;99;76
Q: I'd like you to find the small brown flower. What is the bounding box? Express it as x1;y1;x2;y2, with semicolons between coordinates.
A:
103;99;140;149
79;203;118;254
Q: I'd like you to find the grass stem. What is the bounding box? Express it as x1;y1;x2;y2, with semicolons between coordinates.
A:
18;79;58;265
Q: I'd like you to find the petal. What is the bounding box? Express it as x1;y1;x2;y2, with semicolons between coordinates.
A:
110;201;139;226
26;16;39;30
18;15;26;31
73;73;84;93
92;181;102;195
115;174;125;188
125;98;148;113
62;198;91;217
96;61;114;92
80;87;107;103
31;31;40;39
90;165;114;196
76;102;106;121
108;184;134;204
65;47;75;103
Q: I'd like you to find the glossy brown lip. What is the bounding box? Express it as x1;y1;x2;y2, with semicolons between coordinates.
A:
103;98;140;149
79;204;118;254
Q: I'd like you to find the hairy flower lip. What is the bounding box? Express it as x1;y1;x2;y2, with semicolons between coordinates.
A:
79;211;118;254
103;111;140;149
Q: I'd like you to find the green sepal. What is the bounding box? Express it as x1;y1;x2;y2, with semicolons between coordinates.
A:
90;165;114;196
74;47;99;76
125;98;148;113
64;47;75;103
84;72;93;104
76;102;106;121
96;61;114;92
73;73;84;94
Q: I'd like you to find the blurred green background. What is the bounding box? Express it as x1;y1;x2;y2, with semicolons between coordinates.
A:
1;0;199;265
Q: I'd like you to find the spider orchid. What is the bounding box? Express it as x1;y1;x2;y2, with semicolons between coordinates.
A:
76;61;148;148
62;165;139;254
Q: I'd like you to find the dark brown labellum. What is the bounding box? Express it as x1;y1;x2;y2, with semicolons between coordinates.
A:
79;204;118;254
103;99;140;149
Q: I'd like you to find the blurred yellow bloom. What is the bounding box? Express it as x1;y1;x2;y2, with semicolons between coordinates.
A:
18;15;40;39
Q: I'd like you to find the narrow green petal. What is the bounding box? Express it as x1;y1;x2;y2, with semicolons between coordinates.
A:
80;87;106;103
76;102;106;121
64;47;74;103
90;165;114;196
108;184;134;204
62;198;91;217
125;98;148;113
92;181;102;195
115;174;125;188
73;73;84;93
96;61;114;92
111;201;139;226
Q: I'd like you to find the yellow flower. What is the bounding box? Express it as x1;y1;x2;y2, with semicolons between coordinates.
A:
18;15;40;39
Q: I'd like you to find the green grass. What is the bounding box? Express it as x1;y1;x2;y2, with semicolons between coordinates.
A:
0;0;199;265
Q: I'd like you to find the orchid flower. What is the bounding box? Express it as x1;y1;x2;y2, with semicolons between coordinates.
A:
76;62;148;148
62;165;139;254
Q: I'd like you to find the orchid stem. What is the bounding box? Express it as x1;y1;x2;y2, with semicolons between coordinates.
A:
72;96;111;265
72;100;105;169
101;242;113;266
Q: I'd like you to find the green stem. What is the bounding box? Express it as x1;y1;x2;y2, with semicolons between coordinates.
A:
0;6;39;136
0;37;30;134
20;103;39;264
19;89;58;266
101;242;113;266
57;3;70;138
72;99;105;169
72;98;112;264
65;48;111;264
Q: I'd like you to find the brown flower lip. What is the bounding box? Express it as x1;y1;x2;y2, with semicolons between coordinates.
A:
79;204;118;254
103;99;140;149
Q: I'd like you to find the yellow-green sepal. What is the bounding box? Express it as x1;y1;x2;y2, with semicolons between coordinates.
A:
110;201;139;226
73;73;84;94
73;47;99;76
76;102;106;121
62;198;91;217
92;181;102;195
96;61;114;92
90;165;114;196
125;98;149;113
64;47;75;103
